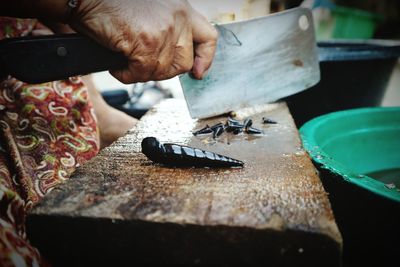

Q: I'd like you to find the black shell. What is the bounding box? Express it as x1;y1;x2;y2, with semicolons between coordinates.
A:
141;137;244;168
243;118;253;129
213;126;224;139
193;125;213;136
262;117;277;124
246;127;263;134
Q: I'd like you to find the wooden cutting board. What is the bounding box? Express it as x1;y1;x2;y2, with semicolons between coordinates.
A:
27;99;342;266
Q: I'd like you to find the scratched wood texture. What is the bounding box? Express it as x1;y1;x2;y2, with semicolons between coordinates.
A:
27;99;342;266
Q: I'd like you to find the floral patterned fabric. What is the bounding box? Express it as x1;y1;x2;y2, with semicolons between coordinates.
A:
0;17;100;266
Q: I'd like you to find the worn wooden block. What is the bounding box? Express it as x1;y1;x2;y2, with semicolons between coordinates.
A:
27;99;342;266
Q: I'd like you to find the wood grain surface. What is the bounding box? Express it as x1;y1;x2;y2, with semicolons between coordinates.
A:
27;99;342;266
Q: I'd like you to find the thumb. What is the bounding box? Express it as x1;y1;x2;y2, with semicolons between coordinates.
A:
190;11;218;79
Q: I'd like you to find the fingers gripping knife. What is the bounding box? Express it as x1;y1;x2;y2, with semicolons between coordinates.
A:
180;7;320;119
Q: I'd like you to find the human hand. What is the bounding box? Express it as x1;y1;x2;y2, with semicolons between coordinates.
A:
70;0;218;83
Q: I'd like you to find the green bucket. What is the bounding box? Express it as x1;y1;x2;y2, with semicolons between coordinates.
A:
332;6;384;39
300;107;400;202
300;107;400;266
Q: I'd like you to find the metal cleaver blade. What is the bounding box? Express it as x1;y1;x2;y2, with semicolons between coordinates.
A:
180;7;320;119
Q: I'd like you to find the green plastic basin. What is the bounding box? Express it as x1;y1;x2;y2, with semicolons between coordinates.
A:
332;6;383;39
300;107;400;202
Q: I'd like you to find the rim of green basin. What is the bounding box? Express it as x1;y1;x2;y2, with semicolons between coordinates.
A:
300;107;400;203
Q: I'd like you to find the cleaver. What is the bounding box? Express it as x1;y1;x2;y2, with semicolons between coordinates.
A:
180;7;320;119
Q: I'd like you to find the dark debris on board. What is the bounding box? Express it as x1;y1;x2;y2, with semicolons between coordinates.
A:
193;117;277;139
262;117;278;124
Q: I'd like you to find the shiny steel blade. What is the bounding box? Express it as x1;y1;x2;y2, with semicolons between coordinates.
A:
180;7;320;119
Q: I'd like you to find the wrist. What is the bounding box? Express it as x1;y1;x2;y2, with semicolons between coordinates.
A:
66;0;102;27
63;0;82;23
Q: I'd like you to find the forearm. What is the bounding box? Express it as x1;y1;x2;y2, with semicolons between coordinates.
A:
2;0;70;22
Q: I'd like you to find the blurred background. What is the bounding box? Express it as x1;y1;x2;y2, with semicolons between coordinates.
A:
94;0;400;121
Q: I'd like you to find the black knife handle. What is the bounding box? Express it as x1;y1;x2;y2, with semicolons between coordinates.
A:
0;34;128;83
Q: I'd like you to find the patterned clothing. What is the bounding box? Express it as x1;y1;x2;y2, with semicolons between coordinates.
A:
0;17;100;266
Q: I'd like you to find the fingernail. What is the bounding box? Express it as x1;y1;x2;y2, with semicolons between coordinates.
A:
193;58;205;79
